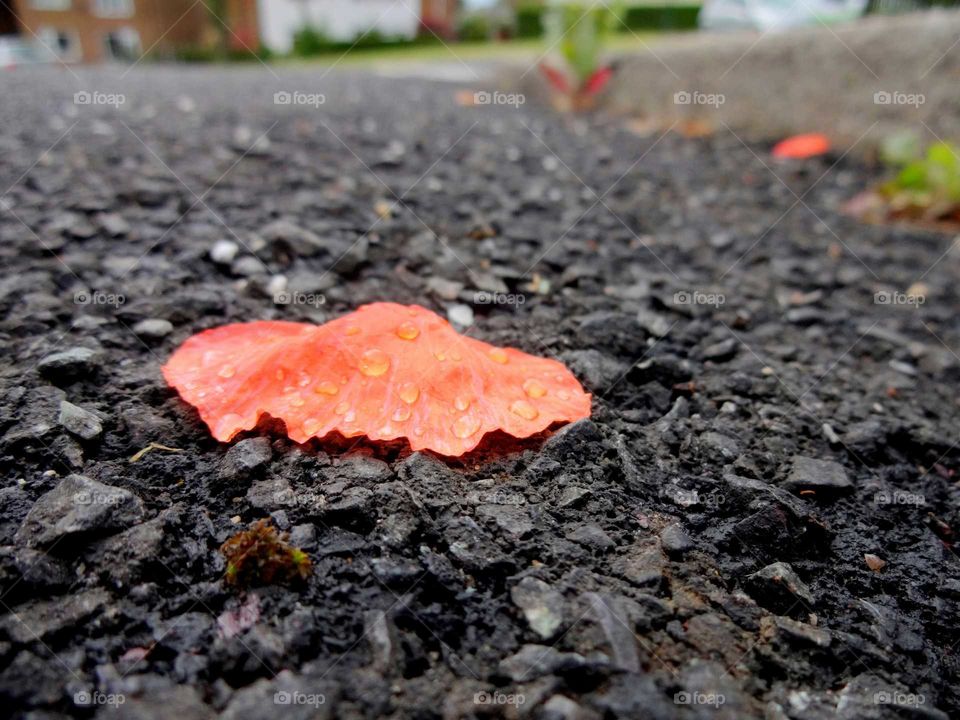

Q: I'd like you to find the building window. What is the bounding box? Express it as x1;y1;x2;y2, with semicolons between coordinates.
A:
104;27;141;61
93;0;134;18
36;26;81;61
29;0;71;10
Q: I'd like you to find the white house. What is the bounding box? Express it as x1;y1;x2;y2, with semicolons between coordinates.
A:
257;0;426;53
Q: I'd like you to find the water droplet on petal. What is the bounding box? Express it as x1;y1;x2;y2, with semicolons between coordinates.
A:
489;348;508;364
399;383;420;404
344;411;356;423
218;365;235;378
557;389;571;400
451;350;462;361
435;351;446;361
392;406;411;422
396;322;420;340
276;369;285;381
454;396;471;412
334;402;350;415
290;394;305;407
298;374;311;387
345;325;361;336
523;379;547;398
315;380;339;395
359;348;390;377
452;415;481;439
510;399;539;420
302;418;320;435
215;413;243;437
414;426;424;436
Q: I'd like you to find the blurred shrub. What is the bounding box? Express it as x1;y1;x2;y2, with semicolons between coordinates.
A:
289;26;440;57
516;5;545;37
621;5;701;30
292;25;332;56
175;44;273;62
458;14;491;41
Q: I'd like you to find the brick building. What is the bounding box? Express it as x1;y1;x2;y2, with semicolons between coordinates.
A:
3;0;259;63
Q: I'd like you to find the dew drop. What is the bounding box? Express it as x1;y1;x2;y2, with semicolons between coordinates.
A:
215;413;243;437
450;350;462;361
197;390;207;398
359;348;390;377
399;383;420;404
302;418;320;435
435;351;446;361
557;389;571;400
523;379;547;398
334;402;350;415
298;374;311;387
218;364;236;379
392;406;411;422
489;348;508;364
344;411;356;423
315;380;339;395
510;399;539;420
396;322;420;340
345;325;361;336
276;369;285;381
454;396;471;412
452;415;481;439
414;426;424;436
289;394;305;407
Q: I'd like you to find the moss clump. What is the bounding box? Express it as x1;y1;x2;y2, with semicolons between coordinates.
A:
220;519;312;587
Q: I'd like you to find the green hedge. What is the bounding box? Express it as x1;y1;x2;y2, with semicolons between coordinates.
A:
515;4;701;37
516;5;544;37
622;5;701;30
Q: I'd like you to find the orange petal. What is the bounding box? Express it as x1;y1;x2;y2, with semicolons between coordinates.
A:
162;303;592;457
772;133;830;159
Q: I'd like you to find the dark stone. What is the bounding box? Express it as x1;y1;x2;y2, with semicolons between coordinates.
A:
37;347;101;382
784;455;852;493
16;475;144;549
745;561;815;615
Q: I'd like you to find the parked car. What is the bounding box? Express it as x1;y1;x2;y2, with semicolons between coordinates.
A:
0;37;54;69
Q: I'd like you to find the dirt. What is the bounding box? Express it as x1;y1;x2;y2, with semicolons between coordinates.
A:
1;64;959;720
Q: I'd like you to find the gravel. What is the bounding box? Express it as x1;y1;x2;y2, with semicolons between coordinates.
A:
0;63;957;719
